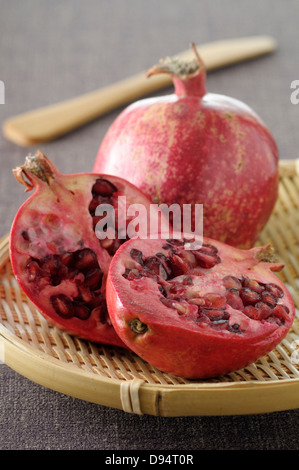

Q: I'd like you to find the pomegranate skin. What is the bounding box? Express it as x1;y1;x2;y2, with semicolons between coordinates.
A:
106;235;295;379
93;49;279;249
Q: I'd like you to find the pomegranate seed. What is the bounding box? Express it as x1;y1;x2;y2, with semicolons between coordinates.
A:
26;260;40;282
100;238;114;249
201;243;218;254
160;298;175;309
42;256;60;275
205;293;227;308
60;252;74;266
50;294;74;319
240;287;261;306
188;297;206;306
243;305;262;321
223;276;242;290
180;250;197;267
243;278;264;293
226;289;244;310
144;256;168;280
155;252;173;277
75;249;98;271
193;250;221;269
261;291;277;307
92;178;117;196
130;248;144;265
206;309;227;321
74;304;91;320
272;304;289;320
78;285;93;303
255;301;273;319
84;268;103;290
173;302;187;315
265;283;284;299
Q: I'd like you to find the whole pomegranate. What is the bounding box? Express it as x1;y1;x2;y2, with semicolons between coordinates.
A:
10;151;169;346
106;234;295;379
93;44;279;249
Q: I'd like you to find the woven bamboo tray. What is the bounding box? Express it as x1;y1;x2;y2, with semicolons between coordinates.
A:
1;158;299;417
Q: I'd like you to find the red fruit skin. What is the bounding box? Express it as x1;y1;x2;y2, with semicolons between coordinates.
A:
10;152;169;347
106;236;295;379
93;56;279;249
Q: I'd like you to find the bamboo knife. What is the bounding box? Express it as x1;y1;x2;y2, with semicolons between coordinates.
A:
2;35;277;147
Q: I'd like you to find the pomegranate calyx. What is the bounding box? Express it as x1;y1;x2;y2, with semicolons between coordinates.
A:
146;56;200;80
255;244;284;271
146;43;206;98
13;150;55;191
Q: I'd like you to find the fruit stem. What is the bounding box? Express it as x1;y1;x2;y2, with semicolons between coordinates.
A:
13;150;56;191
146;42;206;98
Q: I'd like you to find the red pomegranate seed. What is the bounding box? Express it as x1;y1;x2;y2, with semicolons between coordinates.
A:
240;287;261;306
193;250;221;269
205;293;227;308
84;268;103;290
226;289;244;310
75;249;98;271
74;304;91;320
222;276;242;290
92;178;117;196
50;294;74;319
243;278;264;293
272;304;289;320
42;256;60;275
160;297;175;309
261;291;277;307
60;252;74;266
130;248;144;265
265;283;284;299
255;301;273;319
201;243;218;254
243;305;262;321
26;260;40;282
78;285;93;303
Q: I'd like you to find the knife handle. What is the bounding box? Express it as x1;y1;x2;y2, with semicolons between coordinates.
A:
2;35;276;147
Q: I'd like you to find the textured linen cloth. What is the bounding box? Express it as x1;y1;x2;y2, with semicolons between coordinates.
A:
0;0;299;450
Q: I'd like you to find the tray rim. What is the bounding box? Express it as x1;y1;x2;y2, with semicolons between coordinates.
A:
2;158;299;416
2;324;299;417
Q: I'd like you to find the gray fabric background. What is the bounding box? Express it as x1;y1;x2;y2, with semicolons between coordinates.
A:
0;0;299;450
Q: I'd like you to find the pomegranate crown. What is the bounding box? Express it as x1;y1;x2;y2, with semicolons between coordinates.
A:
146;42;205;79
146;43;206;97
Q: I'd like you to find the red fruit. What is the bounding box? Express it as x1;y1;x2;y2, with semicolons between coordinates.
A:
9;151;169;346
106;235;295;379
93;44;279;249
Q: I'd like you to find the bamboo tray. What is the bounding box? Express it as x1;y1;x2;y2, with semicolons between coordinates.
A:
1;158;299;417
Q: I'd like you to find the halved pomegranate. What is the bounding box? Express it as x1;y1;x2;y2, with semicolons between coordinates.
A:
106;235;295;378
10;151;169;346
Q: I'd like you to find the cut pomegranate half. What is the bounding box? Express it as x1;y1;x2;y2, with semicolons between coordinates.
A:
10;151;169;346
106;235;295;378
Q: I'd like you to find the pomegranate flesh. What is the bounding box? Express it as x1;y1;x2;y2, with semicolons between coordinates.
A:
10;151;168;346
93;44;279;249
106;235;295;378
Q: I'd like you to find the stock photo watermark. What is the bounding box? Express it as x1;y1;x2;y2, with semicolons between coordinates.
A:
290;80;299;104
0;80;4;104
93;197;203;249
